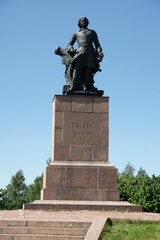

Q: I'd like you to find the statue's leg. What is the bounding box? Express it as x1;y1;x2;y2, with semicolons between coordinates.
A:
68;64;83;92
83;68;97;92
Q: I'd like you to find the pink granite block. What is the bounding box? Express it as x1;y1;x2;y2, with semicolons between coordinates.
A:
54;112;63;128
106;190;120;201
93;97;109;113
100;129;109;146
92;146;108;162
100;113;109;129
63;112;100;145
44;166;66;188
71;96;93;112
66;167;97;189
52;128;62;144
54;95;71;112
41;188;56;200
53;144;70;161
57;189;82;200
71;145;91;161
99;168;117;189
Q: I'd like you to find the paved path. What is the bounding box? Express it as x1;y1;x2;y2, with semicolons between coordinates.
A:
0;210;159;221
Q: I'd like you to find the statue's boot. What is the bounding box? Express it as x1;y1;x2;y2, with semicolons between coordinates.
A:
84;70;98;92
67;68;83;93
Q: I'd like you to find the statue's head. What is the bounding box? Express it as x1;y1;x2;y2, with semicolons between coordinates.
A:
78;16;89;29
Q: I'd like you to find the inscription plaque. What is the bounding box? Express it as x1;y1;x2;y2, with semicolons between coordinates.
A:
63;112;100;145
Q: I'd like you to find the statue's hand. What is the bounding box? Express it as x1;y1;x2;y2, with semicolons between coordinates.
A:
68;45;75;54
97;47;104;61
97;51;104;61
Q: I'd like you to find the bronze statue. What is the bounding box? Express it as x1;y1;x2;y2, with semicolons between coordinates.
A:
55;16;104;95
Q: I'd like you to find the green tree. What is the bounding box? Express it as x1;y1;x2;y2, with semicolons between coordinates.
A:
3;170;27;209
0;189;5;210
0;158;50;210
25;174;43;203
137;167;148;177
24;158;50;203
118;174;134;201
118;163;160;213
122;162;135;176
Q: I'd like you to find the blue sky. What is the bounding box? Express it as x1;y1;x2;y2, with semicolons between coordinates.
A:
0;0;160;188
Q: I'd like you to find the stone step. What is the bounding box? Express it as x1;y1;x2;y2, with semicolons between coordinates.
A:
0;220;26;227
0;220;91;228
0;234;84;240
0;226;87;236
0;220;91;240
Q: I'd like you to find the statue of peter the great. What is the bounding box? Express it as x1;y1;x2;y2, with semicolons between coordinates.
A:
55;16;104;95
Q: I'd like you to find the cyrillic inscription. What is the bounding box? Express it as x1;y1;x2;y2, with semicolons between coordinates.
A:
63;112;100;145
72;121;92;136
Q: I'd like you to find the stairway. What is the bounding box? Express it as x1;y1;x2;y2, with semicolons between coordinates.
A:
0;220;91;240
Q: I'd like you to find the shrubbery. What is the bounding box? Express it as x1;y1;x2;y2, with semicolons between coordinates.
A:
118;163;160;213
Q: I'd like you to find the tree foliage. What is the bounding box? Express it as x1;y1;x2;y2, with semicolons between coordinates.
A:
0;170;43;210
118;166;160;213
137;167;148;177
24;175;43;203
0;189;5;210
1;170;27;210
121;162;135;176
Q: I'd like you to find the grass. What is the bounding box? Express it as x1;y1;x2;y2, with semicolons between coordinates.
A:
99;218;160;240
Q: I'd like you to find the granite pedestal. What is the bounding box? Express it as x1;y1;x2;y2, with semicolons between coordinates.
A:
41;95;119;201
23;95;142;212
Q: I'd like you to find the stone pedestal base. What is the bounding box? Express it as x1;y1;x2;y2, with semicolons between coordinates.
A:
23;200;143;212
41;162;119;201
